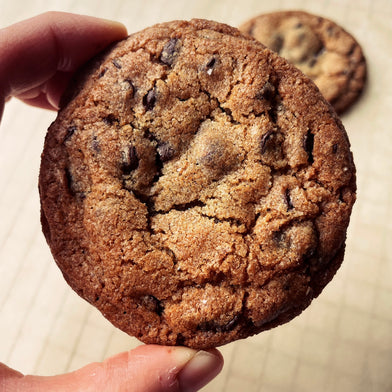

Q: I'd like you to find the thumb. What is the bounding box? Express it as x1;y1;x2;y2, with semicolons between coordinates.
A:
1;345;223;392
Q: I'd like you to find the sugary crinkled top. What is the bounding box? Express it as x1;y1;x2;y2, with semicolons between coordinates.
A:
39;19;356;349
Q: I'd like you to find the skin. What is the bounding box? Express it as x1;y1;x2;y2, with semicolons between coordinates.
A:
0;12;223;392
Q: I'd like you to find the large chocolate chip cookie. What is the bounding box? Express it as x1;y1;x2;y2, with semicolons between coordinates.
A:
39;19;356;349
239;10;367;114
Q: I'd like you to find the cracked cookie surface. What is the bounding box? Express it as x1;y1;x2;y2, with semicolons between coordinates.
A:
239;10;367;114
39;19;356;349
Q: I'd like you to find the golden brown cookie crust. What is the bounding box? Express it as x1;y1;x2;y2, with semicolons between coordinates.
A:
39;19;356;349
239;10;367;114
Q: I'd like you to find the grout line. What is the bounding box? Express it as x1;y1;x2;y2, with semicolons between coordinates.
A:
0;175;38;252
101;328;116;361
64;307;93;372
0;224;40;310
221;342;238;392
4;244;52;363
32;288;70;374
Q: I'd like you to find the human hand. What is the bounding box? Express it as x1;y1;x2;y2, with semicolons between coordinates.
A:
0;12;223;392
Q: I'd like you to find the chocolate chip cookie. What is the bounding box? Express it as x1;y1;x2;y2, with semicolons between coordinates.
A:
239;10;366;114
39;19;356;349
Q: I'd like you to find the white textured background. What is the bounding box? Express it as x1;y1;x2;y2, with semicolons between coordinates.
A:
1;0;391;391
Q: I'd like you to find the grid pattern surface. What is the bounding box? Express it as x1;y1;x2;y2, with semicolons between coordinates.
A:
1;0;391;391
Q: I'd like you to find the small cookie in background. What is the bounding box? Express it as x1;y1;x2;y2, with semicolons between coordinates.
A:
239;10;367;114
39;19;356;349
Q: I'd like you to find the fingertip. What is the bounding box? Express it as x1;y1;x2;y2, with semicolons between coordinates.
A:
101;18;128;37
0;11;129;101
178;349;224;392
113;345;224;392
42;11;128;37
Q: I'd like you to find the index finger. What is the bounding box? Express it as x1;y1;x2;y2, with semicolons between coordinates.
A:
0;11;127;112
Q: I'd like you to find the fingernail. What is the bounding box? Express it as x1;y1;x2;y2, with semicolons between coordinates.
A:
172;347;198;367
178;350;223;392
102;18;128;35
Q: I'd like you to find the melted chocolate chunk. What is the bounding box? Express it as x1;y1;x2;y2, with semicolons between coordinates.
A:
327;26;335;37
308;58;317;67
206;57;216;75
172;200;205;212
141;295;164;316
270;34;284;53
284;189;294;210
92;136;100;153
143;89;157;111
64;167;75;195
257;81;275;101
64;167;85;199
157;142;175;162
200;145;220;168
64;126;77;142
198;314;240;333
112;58;122;69
98;67;107;78
125;79;135;96
260;130;275;154
103;114;118;125
176;333;186;346
160;38;180;66
121;145;139;174
273;230;286;244
304;130;314;164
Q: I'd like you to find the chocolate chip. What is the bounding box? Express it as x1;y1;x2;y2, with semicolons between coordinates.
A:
92;136;100;153
260;130;275;154
327;26;335;36
198;314;239;333
284;189;294;211
200;146;220;168
103;114;118;125
98;67;107;78
206;57;216;75
143;89;157;111
304;130;314;164
332;143;338;154
121;145;139;174
65;167;85;199
224;107;233;117
65;167;74;195
257;81;275;101
315;46;326;57
273;230;290;249
160;38;180;66
124;79;135;97
347;44;356;57
270;34;284;53
157;142;175;162
64;126;77;142
141;295;164;316
172;200;205;212
308;58;317;67
268;107;279;123
309;46;325;67
248;22;256;36
112;58;122;69
176;333;185;346
303;247;317;264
